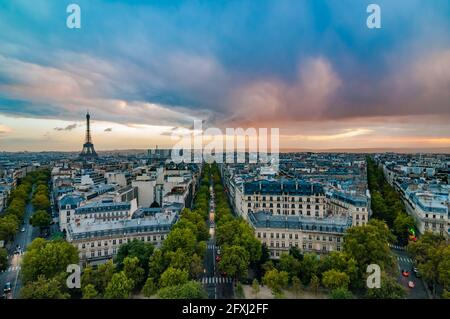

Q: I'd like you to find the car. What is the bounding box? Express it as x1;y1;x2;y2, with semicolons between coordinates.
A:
408;281;415;288
3;282;11;293
220;271;227;277
412;267;422;278
215;255;221;262
217;249;221;255
402;270;410;277
21;227;25;232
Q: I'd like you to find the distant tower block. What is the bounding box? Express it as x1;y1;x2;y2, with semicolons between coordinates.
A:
79;111;98;160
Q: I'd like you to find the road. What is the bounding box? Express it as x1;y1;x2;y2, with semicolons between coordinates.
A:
390;245;429;299
0;196;38;299
202;176;233;299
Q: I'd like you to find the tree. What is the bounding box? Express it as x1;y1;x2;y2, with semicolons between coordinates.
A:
159;267;189;288
32;193;50;211
309;274;320;294
330;288;353;299
104;271;134;299
148;249;167;280
21;238;79;284
438;245;450;294
291;276;302;297
30;210;51;229
343;219;395;280
218;245;250;280
165;248;191;270
20;275;70;299
393;213;415;245
0;248;7;271
289;246;303;261
189;253;204;279
162;227;197;256
114;239;154;272
157;281;207;299
252;279;260;298
82;284;99;299
322;270;350;290
262;269;289;295
123;256;145;290
408;231;447;295
278;253;301;280
0;214;19;241
299;253;320;285
95;260;116;293
365;273;406;299
142;277;158;297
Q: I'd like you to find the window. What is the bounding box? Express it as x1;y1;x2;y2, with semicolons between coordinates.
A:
113;239;116;245
90;242;94;248
82;243;85;249
263;233;266;238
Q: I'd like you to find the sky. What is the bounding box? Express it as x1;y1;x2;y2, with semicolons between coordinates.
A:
0;0;449;152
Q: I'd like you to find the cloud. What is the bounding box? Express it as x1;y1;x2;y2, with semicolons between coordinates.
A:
0;124;12;134
224;57;341;126
54;123;78;131
104;128;112;132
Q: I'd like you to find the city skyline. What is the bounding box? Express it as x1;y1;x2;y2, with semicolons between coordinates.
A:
0;0;450;152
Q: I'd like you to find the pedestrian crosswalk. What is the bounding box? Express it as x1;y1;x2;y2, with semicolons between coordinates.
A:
0;266;21;273
396;256;413;263
201;276;232;284
207;244;219;250
389;244;406;251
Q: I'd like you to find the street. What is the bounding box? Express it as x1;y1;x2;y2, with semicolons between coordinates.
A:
0;198;38;299
201;176;233;299
391;246;429;299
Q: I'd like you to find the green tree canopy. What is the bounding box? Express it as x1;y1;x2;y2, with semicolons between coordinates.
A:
30;210;51;228
20;275;70;299
114;239;154;272
21;238;79;284
104;271;134;299
262;269;289;295
159;267;189;288
218;245;250;280
322;269;350;290
157;281;207;299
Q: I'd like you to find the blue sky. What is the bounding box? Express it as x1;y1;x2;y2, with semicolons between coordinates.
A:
0;0;449;151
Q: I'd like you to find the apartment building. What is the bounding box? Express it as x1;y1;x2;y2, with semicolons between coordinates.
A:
66;208;179;265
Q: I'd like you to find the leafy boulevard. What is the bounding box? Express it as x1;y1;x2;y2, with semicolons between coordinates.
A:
9;161;450;299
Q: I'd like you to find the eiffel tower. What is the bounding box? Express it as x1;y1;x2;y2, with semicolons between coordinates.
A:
79;111;98;160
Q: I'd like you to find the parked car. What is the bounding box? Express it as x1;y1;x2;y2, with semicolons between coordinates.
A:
402;270;410;277
412;267;421;278
21;227;25;232
408;281;415;288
